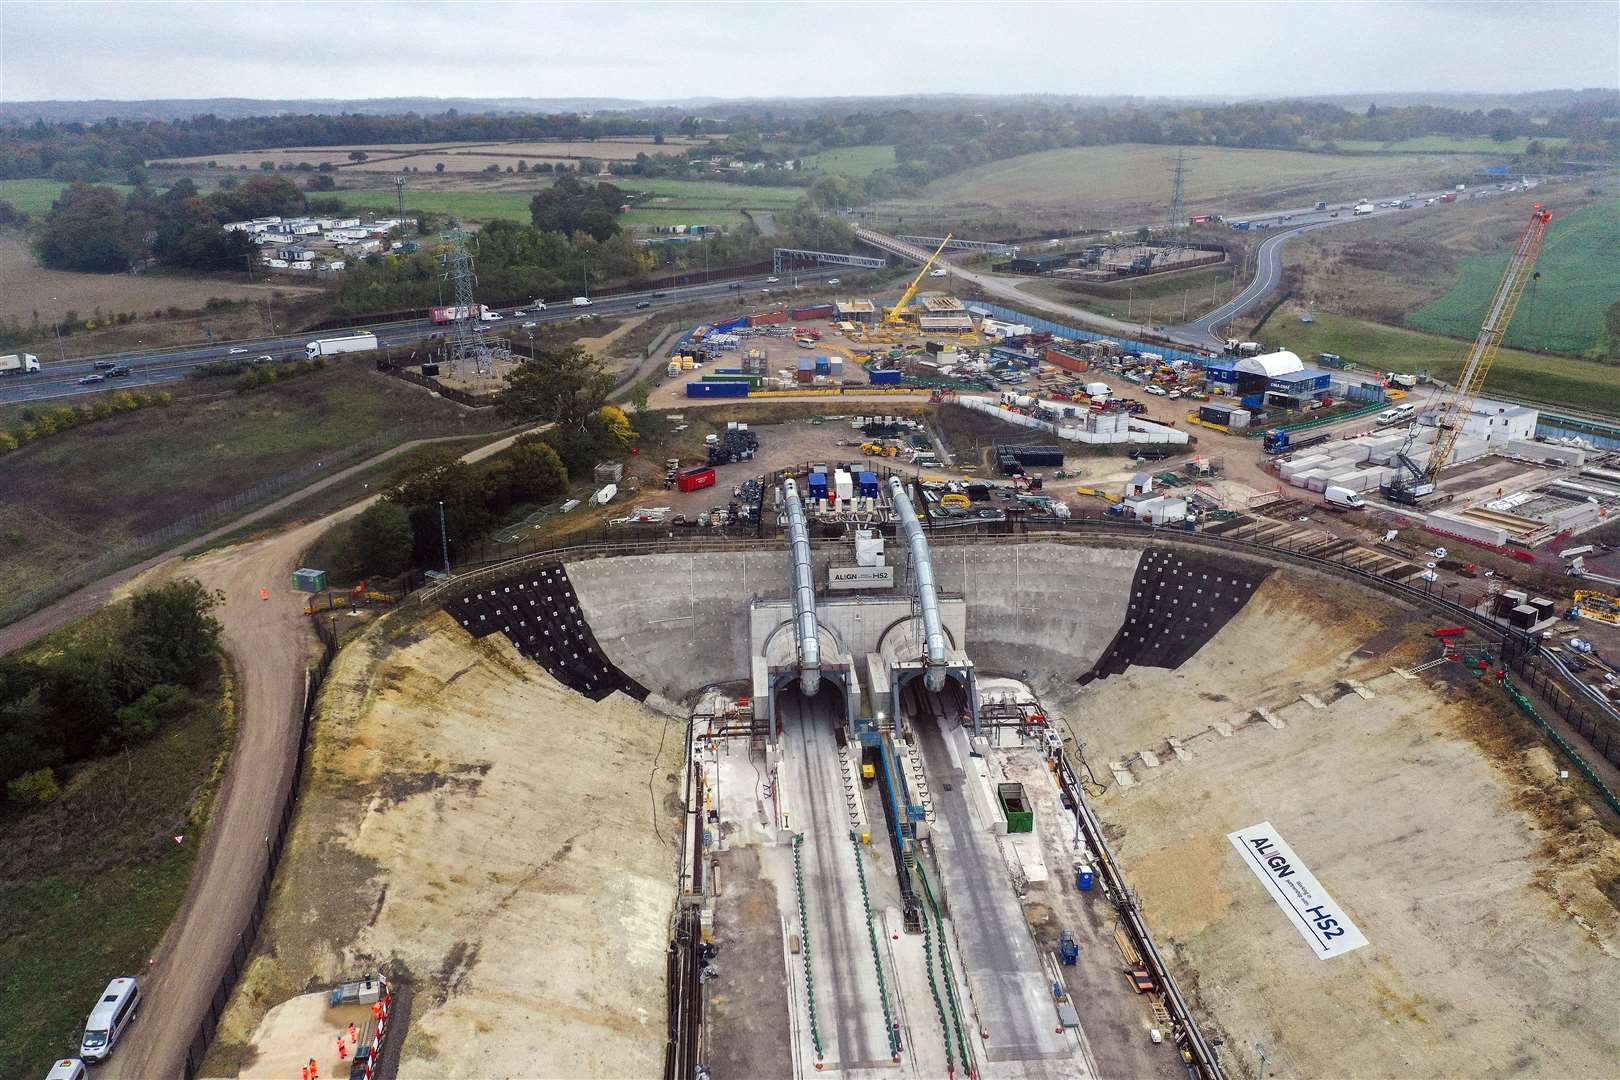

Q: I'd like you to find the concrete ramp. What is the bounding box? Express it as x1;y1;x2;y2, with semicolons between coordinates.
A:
914;713;1070;1063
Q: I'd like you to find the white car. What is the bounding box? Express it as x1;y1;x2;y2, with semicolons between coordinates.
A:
521;321;537;330
929;268;948;277
826;278;840;285
532;301;547;310
1145;384;1168;396
228;347;248;354
766;276;780;283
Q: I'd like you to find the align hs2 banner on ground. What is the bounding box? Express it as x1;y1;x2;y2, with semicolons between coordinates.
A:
1228;822;1368;959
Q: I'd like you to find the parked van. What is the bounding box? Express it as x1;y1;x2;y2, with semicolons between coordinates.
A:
45;1061;88;1080
79;978;141;1063
1376;403;1417;425
1323;485;1366;510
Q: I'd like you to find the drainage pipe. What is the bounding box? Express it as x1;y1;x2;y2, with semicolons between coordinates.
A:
888;477;949;691
782;479;821;696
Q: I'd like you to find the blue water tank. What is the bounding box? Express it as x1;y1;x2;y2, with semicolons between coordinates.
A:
1077;866;1095;891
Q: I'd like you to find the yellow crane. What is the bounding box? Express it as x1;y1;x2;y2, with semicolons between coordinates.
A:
883;234;953;327
1386;204;1551;504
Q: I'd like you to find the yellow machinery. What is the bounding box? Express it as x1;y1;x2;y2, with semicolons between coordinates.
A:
1573;590;1620;626
940;493;971;510
883;234;953;327
1386;205;1551;504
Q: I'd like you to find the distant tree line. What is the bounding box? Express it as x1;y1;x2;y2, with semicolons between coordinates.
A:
4;97;1614;189
1;579;222;805
0;109;663;182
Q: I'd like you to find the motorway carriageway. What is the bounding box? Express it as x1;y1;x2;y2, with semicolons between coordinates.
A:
0;271;817;406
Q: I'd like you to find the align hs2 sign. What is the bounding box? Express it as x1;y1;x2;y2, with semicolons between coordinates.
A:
1228;822;1368;959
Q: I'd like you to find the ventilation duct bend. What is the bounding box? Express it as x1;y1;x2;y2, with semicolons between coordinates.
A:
888;476;950;691
781;479;822;696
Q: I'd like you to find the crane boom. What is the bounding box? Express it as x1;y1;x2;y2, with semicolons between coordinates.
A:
884;233;953;326
1423;204;1551;479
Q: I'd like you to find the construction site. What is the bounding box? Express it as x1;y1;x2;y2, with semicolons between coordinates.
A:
99;207;1620;1080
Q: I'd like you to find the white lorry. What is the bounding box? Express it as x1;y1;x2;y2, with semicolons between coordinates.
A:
1324;485;1366;510
304;332;379;359
1353;202;1375;216
0;352;41;375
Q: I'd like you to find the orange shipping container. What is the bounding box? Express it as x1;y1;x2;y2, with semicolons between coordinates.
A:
1045;349;1090;374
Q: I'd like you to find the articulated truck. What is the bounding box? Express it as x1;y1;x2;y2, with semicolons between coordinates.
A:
0;352;41;375
305;332;379;359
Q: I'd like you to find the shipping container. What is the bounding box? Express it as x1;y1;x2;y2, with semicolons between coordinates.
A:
869;369;903;385
685;381;749;398
676;466;717;493
808;472;829;501
858;471;879;498
1044;349;1090;375
791;304;836;320
748;309;789;327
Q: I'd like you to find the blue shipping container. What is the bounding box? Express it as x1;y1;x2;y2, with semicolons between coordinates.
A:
1240;393;1266;409
808;473;829;499
858;471;879;497
815;359;831;374
870;369;902;385
685;381;749;398
797;356;815;370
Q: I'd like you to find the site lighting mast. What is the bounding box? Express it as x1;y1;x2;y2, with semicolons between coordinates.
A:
1383;204;1551;505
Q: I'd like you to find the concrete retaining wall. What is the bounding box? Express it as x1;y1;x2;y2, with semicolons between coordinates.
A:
569;542;1144;702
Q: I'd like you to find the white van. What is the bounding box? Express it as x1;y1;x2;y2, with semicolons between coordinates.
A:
45;1061;88;1080
571;296;592;307
1376;403;1417;425
80;977;141;1063
1323;485;1366;510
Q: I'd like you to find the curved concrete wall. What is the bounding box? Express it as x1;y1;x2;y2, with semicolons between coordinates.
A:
567;542;1147;703
930;543;1143;696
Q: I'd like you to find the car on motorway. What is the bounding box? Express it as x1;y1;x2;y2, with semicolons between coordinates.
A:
254;354;274;364
228;347;248;354
635;300;651;309
766;276;780;283
521;321;538;329
652;291;668;298
108;366;131;377
92;360;117;369
77;373;105;385
826;278;840;285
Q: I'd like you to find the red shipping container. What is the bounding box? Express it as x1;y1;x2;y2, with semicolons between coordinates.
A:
1045;349;1090;374
676;466;716;493
747;309;788;327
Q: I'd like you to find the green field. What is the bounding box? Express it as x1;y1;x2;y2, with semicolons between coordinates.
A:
1270;308;1620;416
328;187;535;224
1406;197;1620;358
799;145;897;178
332;177;804;228
623;177;805;210
914;144;1468;214
0;357;504;608
0;641;230;1078
0;178;138;217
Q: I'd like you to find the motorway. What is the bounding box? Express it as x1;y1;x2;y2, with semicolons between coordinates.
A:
0;271;812;406
6;180;1541;406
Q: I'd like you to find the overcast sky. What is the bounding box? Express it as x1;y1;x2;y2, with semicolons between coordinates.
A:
2;1;1616;104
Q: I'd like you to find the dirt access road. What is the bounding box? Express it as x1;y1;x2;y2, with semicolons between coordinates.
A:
0;424;545;1080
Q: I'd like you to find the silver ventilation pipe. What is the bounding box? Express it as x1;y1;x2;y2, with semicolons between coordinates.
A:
888;476;949;692
782;479;821;696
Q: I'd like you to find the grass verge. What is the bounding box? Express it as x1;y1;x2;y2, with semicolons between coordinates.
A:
0;647;234;1077
1267;306;1620;417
